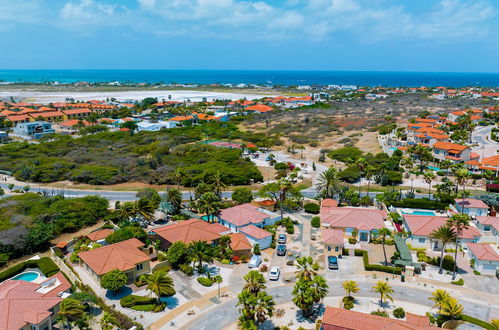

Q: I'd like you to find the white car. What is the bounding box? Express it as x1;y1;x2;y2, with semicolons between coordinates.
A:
248;255;263;268
268;266;280;281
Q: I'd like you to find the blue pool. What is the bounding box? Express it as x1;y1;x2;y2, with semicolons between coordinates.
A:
11;271;40;282
427;166;440;171
402;210;436;216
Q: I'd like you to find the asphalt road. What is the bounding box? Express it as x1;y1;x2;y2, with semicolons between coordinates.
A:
185;280;494;330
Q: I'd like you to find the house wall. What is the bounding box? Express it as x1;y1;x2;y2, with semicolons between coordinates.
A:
245;235;272;249
468;250;499;275
455;205;488;217
324;243;343;255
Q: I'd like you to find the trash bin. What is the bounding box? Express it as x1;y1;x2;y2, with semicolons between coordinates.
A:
401;275;405;282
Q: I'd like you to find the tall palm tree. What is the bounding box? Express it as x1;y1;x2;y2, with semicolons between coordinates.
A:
173;168;184;188
342;280;360;298
429;289;450;315
357;157;367;194
194;181;211;200
423;171;436;199
364;165;375;198
254;291;275;323
371;281;394;307
210;171;227;198
58;298;85;330
292;279;316;317
165;188;183;214
447;214;470;280
117;202;135;221
218;235;232;255
430;225;456;274
295;256;318;281
440;297;463;319
454;168;470;204
197;192;221;222
310;275;329;304
316;168;340;199
146;270;175;304
377;228;393;266
243;270;267;295
440;160;453;178
188;240;213;273
133;198;155;221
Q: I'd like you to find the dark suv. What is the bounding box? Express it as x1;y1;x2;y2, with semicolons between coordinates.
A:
328;256;339;269
276;244;287;256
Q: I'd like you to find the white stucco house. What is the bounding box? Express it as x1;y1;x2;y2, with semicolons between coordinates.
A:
136;120;178;131
238;225;273;249
454;199;489;217
217;203;280;233
467;243;499;275
474;216;499;244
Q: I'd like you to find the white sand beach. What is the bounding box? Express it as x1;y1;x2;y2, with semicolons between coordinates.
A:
0;90;277;104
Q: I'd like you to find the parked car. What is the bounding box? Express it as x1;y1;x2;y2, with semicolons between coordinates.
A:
276;244;287;256
248;255;263;268
268;266;281;281
328;255;339;270
277;234;287;244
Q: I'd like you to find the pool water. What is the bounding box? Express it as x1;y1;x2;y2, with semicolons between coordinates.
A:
402;211;436;216
11;271;40;282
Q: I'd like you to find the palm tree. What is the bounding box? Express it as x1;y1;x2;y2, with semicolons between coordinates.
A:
423;171;436;199
342;280;359;298
483;170;494;192
490;319;499;330
146;270;175;304
377;228;393;266
210;171;227;198
165;188;183;214
364;165;375;198
189;241;213;273
133;198;155;221
218;235;232;255
430;225;456;274
58;298;85;330
254;291;275;323
429;289;450;315
197;192;221;222
310;275;329;304
194;181;211;200
447;214;470;280
243;270;267;295
292;279;316;317
173;168;184;189
316;168;340;199
440;297;463;319
295;256;318;281
357;157;367;194
371;281;394;307
454;168;470;204
440;160;453;178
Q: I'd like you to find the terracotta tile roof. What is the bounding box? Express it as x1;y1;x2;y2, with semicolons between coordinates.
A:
322;307;436;330
59;119;90;127
152;219;230;244
403;215;481;239
31;111;64;118
239;225;272;240
465;160;480;166
476;216;499;230
228;233;252;251
245;104;273;112
321;207;385;231
62;108;92;115
6;114;30;122
433;141;468;151
219;203;271;227
86;229;114;241
258;200;276;207
467;243;499;261
56;241;68;248
455;198;489;209
0;273;70;330
78;238;150;275
469;152;480;159
322;228;344;245
482;155;499;167
170;115;193;121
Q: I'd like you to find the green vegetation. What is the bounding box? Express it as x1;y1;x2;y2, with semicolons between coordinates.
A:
303;202;320;214
451;278;464;286
311;216;320;228
237;270;275;327
387;198;448;210
0;122;263;186
120;295;165;312
231;187;254;204
197;277;213;287
101;269;128;292
460;315;495;330
105;226;147;244
393;307;406;319
354;249;402;274
0;257;59;282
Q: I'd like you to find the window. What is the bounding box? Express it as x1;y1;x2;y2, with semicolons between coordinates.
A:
136;263;143;271
484;225;491;231
327;246;332;252
335;246;340;252
418;237;426;243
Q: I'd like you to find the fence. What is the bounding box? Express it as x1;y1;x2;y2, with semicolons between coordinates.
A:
49;248;82;284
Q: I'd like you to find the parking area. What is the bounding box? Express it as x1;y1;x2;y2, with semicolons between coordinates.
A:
324;255;364;280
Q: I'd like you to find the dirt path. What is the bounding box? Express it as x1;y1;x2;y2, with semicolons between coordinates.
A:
50;220;104;245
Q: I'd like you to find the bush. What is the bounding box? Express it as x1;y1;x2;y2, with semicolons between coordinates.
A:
343;296;354;310
231;187;253;204
197;277;213;287
134;274;149;287
180;264;193;276
105;226;147;244
253;244;261;255
441;255;455;272
342;248;349;256
371;309;388;317
393;307;406;319
240;255;249;263
473;270;481;275
286;259;294;266
389;198;447;210
451;278;464;286
348;237;357;244
339;166;361;183
354;249;402;275
101;270;128;292
304;203;320;214
120;295;156;308
311;216;321;228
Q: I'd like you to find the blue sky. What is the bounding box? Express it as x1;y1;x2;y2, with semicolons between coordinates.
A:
0;0;498;72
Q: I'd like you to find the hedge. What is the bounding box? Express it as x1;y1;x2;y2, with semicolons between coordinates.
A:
451;278;464;286
197;277;213;287
120;295;156;308
304;203;320;214
354;249;402;275
0;257;59;282
460;315;495;330
388;198;448;210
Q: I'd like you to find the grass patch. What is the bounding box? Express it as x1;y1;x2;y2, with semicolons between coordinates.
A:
0;257;59;282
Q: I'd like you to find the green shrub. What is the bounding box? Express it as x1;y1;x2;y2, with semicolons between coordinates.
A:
451;278;464;286
342;248;349;256
473;270;481;276
389;198;447;210
343;296;354;310
197;277;213;287
348;237;357;244
393;307;406;319
0;257;59;282
120;295;156;308
371;309;388;317
180;264;193;276
304;203;320;214
354;249;401;275
460;315;495;330
311;216;321;228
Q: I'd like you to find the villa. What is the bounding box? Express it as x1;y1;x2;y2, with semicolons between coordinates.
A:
86;228;114;244
467;243;499;275
403;215;482;251
320;202;386;242
321;306;436;330
238;225;273;249
78;238;151;282
0;273;71;330
217;203;280;233
474;216;499;242
432;141;471;163
453;198;489;217
12;121;55;140
322;228;345;255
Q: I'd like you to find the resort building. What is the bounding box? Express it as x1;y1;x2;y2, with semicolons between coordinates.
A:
467;243;499;275
78;238;151;282
12;121;55;140
0;273;71;330
320;307;436;330
453;199;489;217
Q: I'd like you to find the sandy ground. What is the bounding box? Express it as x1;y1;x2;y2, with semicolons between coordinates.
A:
0;90;277;103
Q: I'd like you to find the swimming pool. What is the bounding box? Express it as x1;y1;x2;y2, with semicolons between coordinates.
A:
11;271;40;282
402;210;436;216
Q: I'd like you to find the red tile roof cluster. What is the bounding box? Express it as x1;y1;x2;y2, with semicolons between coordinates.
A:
86;228;114;241
245;104;273;112
433;141;468;151
228;233;253;251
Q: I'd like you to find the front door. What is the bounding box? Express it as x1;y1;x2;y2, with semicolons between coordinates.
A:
433;241;439;250
360;232;368;241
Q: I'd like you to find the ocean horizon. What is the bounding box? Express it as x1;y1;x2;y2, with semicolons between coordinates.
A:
1;69;499;87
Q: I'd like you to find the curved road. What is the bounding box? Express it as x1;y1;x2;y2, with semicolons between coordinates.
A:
185;280;496;330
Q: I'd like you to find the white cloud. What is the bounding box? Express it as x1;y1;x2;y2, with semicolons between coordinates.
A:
59;0;132;29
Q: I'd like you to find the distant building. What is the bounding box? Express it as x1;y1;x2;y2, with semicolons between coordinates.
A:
0;130;8;141
12;121;55;140
454;198;489;217
136;120;178;132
